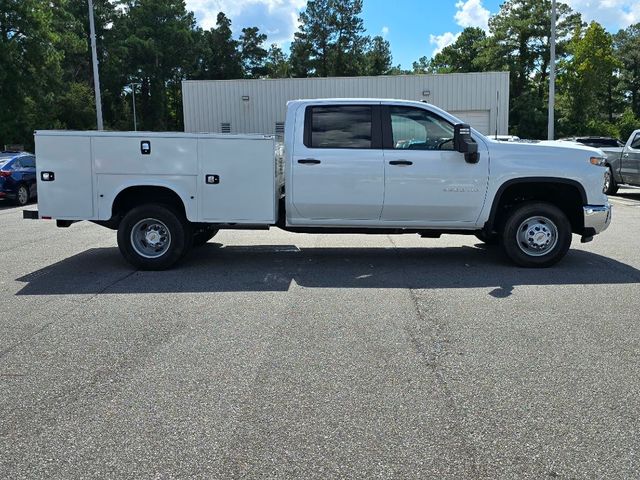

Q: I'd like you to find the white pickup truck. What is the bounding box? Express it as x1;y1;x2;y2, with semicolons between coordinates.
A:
25;99;611;269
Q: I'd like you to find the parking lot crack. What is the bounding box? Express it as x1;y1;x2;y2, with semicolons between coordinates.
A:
386;234;485;477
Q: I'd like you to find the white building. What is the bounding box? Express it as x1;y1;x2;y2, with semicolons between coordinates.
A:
182;72;509;136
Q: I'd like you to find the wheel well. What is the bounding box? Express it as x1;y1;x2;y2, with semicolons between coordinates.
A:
488;181;585;234
112;186;187;220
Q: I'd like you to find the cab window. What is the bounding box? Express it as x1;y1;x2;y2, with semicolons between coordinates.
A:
389;107;454;151
630;133;640;150
306;106;372;149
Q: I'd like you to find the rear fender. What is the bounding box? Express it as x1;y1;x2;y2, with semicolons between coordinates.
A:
99;177;197;222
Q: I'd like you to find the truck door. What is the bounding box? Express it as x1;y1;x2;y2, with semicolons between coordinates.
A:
290;104;384;221
380;105;489;224
621;132;640;185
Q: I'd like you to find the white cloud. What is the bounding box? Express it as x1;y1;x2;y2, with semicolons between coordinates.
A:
381;26;389;37
454;0;490;31
185;0;306;44
430;32;461;55
428;0;488;56
562;0;639;30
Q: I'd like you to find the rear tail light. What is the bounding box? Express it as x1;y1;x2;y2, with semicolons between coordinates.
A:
0;170;11;177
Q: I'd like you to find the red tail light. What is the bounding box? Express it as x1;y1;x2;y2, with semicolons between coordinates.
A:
0;170;11;177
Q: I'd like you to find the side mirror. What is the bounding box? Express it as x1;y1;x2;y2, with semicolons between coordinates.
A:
454;123;479;164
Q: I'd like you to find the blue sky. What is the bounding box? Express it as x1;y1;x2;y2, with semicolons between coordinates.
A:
185;0;640;69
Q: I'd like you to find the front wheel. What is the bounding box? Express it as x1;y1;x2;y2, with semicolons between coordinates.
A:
501;202;572;268
117;204;192;270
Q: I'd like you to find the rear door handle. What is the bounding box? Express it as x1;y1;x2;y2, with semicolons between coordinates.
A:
298;159;321;165
389;160;413;166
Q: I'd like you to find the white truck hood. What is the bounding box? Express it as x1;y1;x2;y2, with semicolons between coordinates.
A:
484;138;604;160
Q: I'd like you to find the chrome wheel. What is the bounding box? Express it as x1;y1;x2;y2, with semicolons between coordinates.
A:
516;216;558;257
17;186;28;205
130;218;172;259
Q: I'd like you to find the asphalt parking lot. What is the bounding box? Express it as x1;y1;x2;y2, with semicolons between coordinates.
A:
1;189;640;479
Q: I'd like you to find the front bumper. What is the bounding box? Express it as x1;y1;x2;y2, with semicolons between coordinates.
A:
583;203;611;235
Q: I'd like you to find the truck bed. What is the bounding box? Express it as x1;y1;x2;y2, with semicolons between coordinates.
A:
35;131;281;224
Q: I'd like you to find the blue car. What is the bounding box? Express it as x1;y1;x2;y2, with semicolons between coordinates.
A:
0;152;37;206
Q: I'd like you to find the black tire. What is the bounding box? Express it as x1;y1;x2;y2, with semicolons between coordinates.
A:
604;166;619;195
117;204;192;270
193;227;218;247
15;184;29;206
501;202;572;268
475;231;500;245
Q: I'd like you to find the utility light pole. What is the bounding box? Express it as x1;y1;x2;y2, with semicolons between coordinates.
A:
88;0;104;130
548;0;557;140
129;83;142;131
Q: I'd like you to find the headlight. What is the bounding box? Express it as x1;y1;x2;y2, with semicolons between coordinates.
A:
590;156;606;166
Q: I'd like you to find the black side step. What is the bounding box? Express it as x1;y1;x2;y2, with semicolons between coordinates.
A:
23;210;39;220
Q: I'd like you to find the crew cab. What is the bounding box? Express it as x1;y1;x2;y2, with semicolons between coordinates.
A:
598;129;640;194
24;99;611;269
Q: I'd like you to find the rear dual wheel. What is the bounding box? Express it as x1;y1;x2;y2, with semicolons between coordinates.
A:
117;204;192;270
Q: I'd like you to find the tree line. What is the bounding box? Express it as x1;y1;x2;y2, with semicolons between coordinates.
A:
0;0;638;149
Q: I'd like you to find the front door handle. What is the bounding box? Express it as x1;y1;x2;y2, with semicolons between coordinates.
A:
623;153;629;157
298;159;321;165
389;160;413;166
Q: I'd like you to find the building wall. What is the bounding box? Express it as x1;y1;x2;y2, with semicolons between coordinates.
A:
182;72;510;136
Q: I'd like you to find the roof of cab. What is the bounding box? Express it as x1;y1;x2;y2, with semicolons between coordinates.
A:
287;98;430;107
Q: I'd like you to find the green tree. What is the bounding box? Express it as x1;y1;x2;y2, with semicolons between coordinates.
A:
240;26;267;78
290;0;367;77
113;0;199;131
431;27;487;73
330;0;366;76
614;24;640;117
478;0;582;138
290;0;333;76
412;56;435;74
387;64;410;75
53;0;118;130
557;22;620;135
289;35;314;77
617;108;640;140
194;12;242;80
365;36;392;75
0;0;66;147
265;44;290;78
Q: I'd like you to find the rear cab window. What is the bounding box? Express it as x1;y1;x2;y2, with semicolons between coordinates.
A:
304;105;380;149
